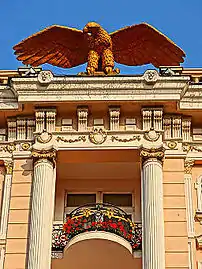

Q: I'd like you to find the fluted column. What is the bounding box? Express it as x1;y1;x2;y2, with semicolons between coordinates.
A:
28;147;56;269
141;147;165;269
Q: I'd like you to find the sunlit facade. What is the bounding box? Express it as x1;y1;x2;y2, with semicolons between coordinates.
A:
0;66;201;268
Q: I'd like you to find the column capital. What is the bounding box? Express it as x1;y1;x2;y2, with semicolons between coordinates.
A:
32;148;56;165
184;158;194;174
4;160;13;175
140;147;165;163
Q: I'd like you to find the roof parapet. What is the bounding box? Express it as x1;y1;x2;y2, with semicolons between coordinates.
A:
159;66;202;83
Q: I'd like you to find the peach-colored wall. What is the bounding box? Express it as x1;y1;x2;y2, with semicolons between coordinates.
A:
163;158;189;269
4;159;32;269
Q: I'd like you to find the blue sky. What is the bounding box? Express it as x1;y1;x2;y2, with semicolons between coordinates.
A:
1;0;202;75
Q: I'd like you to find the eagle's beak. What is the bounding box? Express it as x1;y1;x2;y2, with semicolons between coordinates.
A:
83;27;88;33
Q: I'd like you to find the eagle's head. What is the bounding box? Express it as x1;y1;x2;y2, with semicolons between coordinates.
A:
83;22;101;36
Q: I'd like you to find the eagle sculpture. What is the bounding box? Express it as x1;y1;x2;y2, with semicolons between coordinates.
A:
13;22;185;75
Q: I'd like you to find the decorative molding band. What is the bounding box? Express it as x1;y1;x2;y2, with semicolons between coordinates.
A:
111;135;141;143
57;136;86;143
140;147;165;163
184;159;195;174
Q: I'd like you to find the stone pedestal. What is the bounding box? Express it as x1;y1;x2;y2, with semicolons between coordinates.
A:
141;148;165;269
27;132;56;269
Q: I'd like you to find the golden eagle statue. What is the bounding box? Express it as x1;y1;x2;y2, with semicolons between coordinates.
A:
13;22;185;75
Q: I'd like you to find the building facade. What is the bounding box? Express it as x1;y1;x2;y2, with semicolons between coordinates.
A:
0;67;201;268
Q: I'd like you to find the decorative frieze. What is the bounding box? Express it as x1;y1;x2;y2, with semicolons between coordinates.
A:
153;110;163;130
89;129;107;145
0;129;6;142
17;118;26;140
93;118;104;129
182;118;191;141
77;107;88;131
193;128;202;141
61;119;73;131
8;117;35;141
46;111;56;133
125;118;136;131
142;108;163;131
57;136;86;143
35;108;56;133
7;118;16;141
27;119;35;140
163;115;192;141
172;116;182;139
111;135;140;143
109;107;120;131
35;111;45;133
142;109;152;130
163;117;172;139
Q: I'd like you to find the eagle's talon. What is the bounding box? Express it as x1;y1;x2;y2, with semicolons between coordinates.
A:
86;67;95;75
105;67;113;74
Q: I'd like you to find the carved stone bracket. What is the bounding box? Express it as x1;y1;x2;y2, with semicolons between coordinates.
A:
4;160;13;175
184;159;194;174
140;147;165;163
195;211;202;225
196;234;202;249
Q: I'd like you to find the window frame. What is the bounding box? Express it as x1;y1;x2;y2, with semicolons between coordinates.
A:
64;191;135;221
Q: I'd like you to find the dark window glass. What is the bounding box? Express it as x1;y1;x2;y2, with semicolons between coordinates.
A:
103;194;132;207
67;194;96;207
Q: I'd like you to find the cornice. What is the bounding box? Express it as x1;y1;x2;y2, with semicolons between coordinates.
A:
11;73;190;103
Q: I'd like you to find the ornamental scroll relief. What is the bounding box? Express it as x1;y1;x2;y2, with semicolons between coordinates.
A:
140;147;165;162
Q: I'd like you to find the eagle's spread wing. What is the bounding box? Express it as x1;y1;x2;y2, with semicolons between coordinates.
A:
110;23;185;67
13;25;89;68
